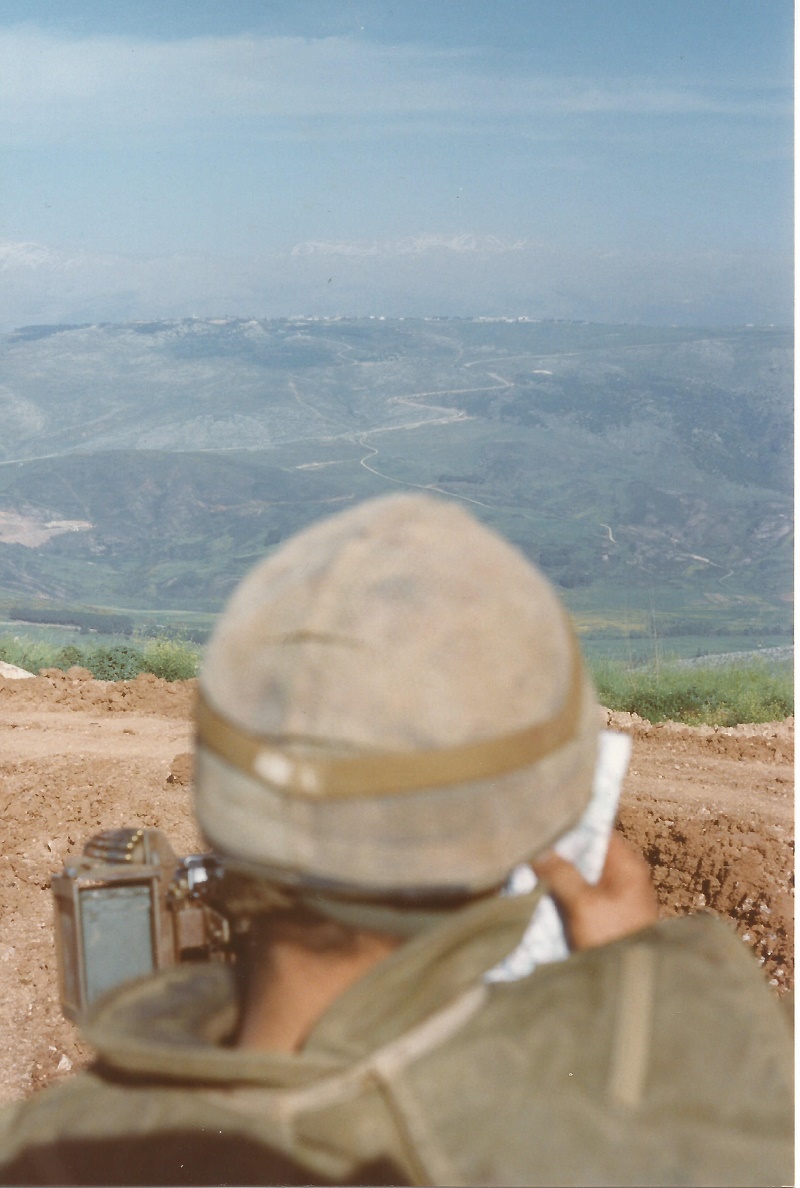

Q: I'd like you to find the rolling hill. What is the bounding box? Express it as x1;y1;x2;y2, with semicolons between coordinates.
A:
0;317;792;644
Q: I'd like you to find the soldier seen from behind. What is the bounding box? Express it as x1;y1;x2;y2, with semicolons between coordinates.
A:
0;494;792;1186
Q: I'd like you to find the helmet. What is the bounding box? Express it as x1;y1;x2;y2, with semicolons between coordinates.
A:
194;493;599;904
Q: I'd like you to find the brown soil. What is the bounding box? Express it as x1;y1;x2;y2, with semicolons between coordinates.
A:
0;670;793;1106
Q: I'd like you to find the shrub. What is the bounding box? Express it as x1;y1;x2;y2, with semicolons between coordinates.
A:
142;638;200;681
88;645;145;681
54;644;88;670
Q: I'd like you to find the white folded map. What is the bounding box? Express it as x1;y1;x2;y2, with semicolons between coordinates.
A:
486;729;632;983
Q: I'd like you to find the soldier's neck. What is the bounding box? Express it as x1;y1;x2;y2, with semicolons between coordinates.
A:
235;932;402;1053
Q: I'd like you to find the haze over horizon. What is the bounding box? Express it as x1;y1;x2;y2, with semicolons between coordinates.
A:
0;0;792;330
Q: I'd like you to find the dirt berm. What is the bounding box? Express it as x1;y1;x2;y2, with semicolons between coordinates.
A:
0;669;793;1106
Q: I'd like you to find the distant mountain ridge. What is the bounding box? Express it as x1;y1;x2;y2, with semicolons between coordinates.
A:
0;238;791;330
0;317;791;634
290;233;531;256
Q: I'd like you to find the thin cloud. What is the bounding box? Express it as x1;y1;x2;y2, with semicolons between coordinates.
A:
0;25;788;146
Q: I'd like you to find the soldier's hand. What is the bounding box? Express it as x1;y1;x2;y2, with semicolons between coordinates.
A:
532;831;659;951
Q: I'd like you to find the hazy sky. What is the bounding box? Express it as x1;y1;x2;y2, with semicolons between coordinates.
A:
0;0;793;326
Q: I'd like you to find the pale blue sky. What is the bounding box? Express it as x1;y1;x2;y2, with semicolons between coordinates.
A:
0;1;792;326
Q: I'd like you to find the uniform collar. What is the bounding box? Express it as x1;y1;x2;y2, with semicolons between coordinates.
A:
83;886;542;1086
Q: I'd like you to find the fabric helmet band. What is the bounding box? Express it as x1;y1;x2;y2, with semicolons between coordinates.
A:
194;629;584;800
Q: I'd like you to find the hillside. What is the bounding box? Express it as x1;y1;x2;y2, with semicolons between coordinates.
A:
0;318;792;637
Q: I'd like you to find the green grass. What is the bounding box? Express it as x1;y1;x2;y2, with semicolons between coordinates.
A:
590;657;794;726
0;632;793;726
0;635;201;681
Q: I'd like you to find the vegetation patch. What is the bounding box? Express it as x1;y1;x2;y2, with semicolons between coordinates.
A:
0;636;201;682
590;658;793;726
0;632;792;726
8;605;134;635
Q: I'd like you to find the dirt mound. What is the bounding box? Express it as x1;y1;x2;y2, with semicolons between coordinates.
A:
0;682;793;1106
606;709;794;763
606;709;793;992
0;668;196;717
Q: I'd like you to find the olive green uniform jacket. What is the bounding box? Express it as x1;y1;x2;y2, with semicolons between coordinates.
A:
0;891;792;1187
